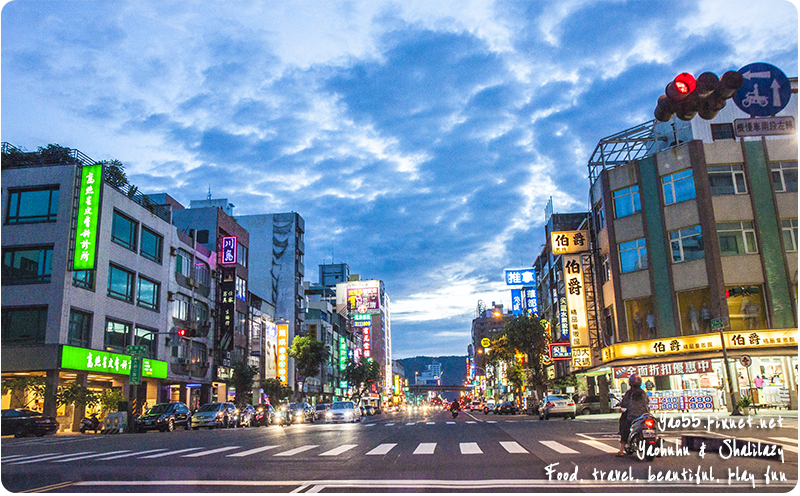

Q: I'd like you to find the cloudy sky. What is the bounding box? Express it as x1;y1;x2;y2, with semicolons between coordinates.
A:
2;0;798;358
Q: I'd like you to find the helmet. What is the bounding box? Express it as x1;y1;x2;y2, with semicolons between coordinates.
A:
629;374;642;388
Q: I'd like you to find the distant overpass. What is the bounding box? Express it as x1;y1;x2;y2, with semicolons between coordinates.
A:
406;384;471;394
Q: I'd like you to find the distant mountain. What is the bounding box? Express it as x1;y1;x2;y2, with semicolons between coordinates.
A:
395;355;468;387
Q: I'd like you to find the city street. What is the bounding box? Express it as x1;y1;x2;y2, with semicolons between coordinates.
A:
2;409;797;492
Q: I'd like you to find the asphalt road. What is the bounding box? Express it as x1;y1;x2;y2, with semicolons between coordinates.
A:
1;409;797;492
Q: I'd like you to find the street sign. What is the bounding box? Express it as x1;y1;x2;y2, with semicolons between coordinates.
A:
734;116;796;137
126;345;148;356
711;317;724;331
740;355;752;367
734;62;791;117
129;355;143;385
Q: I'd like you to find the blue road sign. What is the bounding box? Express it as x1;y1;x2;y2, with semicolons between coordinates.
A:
734;62;791;117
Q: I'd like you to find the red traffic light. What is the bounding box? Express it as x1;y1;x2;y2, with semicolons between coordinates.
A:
176;328;197;338
177;328;188;337
666;73;697;100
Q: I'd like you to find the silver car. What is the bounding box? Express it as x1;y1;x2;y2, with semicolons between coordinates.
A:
326;401;361;423
190;402;237;429
538;394;576;420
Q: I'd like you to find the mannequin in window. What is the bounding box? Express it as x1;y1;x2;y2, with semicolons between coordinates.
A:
688;304;700;334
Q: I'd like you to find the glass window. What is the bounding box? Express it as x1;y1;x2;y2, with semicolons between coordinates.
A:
6;187;59;224
782;219;798;252
594;201;605;230
2;246;53;285
235;311;247;335
195;260;210;287
624;297;654;341
619;238;647;273
710;123;735;140
708;164;747;196
669;225;704;263
140;227;163;263
137;277;160;311
771;161;798;193
717;221;758;256
601;253;611;283
194;301;210;322
236;276;247;301
107;264;135;302
68;309;92;347
176;249;192;276
172;293;191;321
724;286;766;331
72;269;95;290
237;243;248;268
662;169;696;205
111;211;138;251
1;306;47;344
104;319;130;353
612;185;641;218
135;326;156;358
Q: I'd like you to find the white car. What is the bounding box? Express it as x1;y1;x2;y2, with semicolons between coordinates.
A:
326;401;362;423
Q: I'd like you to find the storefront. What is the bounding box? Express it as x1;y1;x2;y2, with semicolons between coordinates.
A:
600;328;798;412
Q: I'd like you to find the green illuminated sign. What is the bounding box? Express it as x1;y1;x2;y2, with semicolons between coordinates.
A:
61;345;167;379
73;163;103;270
339;336;347;371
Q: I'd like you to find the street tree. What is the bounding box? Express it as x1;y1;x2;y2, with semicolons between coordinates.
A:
231;361;259;405
493;315;551;401
261;378;293;406
288;336;330;401
1;376;47;410
343;356;382;404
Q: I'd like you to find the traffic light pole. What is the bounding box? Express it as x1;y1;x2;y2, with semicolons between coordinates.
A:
125;330;180;432
715;300;741;416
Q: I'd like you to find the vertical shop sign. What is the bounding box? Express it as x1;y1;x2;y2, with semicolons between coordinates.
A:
511;288;523;315
339;335;347;371
559;297;569;340
218;267;235;368
73;163;103;270
221;236;237;264
563;254;589;348
277;323;289;385
523;287;538;317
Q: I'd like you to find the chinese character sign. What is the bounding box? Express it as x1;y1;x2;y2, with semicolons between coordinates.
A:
524;287;538;316
221;236;237;264
571;347;591;368
339;336;348;371
551;230;589;255
347;283;380;315
277;323;289;385
548;343;571;360
563;254;589;348
73;163;103;270
504;268;536;286
511;289;523;315
218;268;235;365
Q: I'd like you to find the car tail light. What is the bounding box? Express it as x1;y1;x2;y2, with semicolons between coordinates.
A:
568;401;575;406
644;418;655;429
546;402;555;407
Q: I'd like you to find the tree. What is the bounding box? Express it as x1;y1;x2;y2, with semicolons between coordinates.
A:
98;389;126;415
231;361;259;405
506;363;526;402
288;336;330;400
102;159;128;188
502;315;550;397
1;377;47;410
56;381;98;410
261;378;293;406
343;356;382;404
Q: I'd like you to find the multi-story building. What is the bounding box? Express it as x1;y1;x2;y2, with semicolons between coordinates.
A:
248;291;277;404
583;81;798;411
469;302;510;400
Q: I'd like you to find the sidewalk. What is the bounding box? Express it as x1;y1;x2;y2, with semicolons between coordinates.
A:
574;409;798;421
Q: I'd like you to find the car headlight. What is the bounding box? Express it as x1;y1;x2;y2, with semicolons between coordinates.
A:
326;412;333;418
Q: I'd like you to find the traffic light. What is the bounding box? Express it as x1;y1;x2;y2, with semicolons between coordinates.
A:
176;328;197;338
725;286;760;298
654;70;744;122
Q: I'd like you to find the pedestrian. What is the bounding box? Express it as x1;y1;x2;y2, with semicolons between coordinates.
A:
754;375;764;389
617;374;650;457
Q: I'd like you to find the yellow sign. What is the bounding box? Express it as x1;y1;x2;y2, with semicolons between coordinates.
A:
551;230;589;255
277;323;289;385
480;338;491;347
563;254;589;348
571;347;592;368
601;329;798;362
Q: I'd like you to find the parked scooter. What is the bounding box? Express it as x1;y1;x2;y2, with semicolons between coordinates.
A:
624;412;659;461
79;413;101;434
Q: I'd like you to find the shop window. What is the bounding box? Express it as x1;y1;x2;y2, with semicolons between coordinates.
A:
134;326;156;358
172;293;191;321
107;264;135;303
6;186;59;224
708;164;747;195
2;245;53;285
104;319;130;353
73;269;95;290
619;238;647;273
724;285;766;331
140;227;163;264
137;276;160;311
669;225;704;263
612;185;641;219
1;306;47;344
662;169;696;205
771;161;798;193
68;309;92;348
111;210;138;251
175;249;192;276
676;287;712;335
624;297;655;341
710;123;735;140
781;219;798;252
717;221;758;255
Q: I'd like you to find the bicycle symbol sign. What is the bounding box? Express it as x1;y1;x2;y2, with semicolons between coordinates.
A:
734;62;791;117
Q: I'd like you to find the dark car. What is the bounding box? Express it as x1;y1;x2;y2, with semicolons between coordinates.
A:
494;401;519;415
314;403;331;421
135;402;191;432
288;402;315;423
1;409;59;438
238;404;256;427
576;394;620;415
253;404;275;426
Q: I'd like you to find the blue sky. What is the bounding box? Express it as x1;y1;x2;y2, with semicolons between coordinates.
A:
2;0;797;358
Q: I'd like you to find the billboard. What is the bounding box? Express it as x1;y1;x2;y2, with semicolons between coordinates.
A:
551;230;589;255
563;254;589;348
504;268;536;286
221;236;237;264
218;267;235;368
73;163;103;270
277;323;289;385
346;282;380;315
524;287;538;317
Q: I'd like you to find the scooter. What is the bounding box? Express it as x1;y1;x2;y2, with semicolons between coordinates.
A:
624;412;659;461
277;406;293;427
79;413;101;434
451;410;459;418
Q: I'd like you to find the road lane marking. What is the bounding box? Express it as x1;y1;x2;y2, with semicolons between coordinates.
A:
504;420;518;423
227;446;279;457
366;443;396;456
2;453;59;463
426;422;435;425
486;421;497;424
140;448;203;458
19;481;76;493
413;443;437;455
52;450;131;462
319;444;357;456
274;445;318;457
183;446;240;457
384;423;395;426
446;422;455;425
539;440;579;454
405;422;415;425
11;452;95;465
362;424;375;427
466;421;476;424
499;442;528;454
459;443;482;454
96;448;166;460
579;440;618;453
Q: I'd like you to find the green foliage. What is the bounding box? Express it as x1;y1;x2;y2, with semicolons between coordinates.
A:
2;143;77;168
737;396;752;409
506;364;526;397
288;336;330;380
56;381;99;409
1;376;47;409
98;389;126;414
262;378;293;405
344;356;382;403
231;361;259;405
102;159;128;188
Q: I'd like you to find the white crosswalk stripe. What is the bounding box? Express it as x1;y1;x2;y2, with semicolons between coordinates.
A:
486;421;497;423
413;443;437;455
96;448;167;460
384;423;395;426
579;440;618;453
446;421;455;425
274;445;318;457
2;453;59;463
499;441;528;454
426;422;435;425
319;444;357;456
183;446;240;457
466;421;476;424
52;450;131;462
460;442;482;454
405;422;415;425
11;451;95;465
366;443;396;456
539;440;579;454
363;423;375;427
140;448;203;459
226;446;279;457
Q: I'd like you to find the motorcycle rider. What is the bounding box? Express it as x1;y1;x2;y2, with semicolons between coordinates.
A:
617;374;650;457
449;400;461;416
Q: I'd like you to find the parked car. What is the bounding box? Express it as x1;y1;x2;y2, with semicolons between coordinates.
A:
288;402;315;423
495;401;520;415
360;404;375;416
327;401;361;423
483;402;496;414
314;403;331;422
1;409;59;438
135;402;191;432
238;404;256;427
253;404;275;426
576;394;620;415
190;402;237;429
539;394;576;420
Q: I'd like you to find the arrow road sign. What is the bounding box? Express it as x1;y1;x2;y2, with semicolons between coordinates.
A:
734;62;791;117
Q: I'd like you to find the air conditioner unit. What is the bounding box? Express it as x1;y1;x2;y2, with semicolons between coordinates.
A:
167;291;175;301
170;247;177;256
